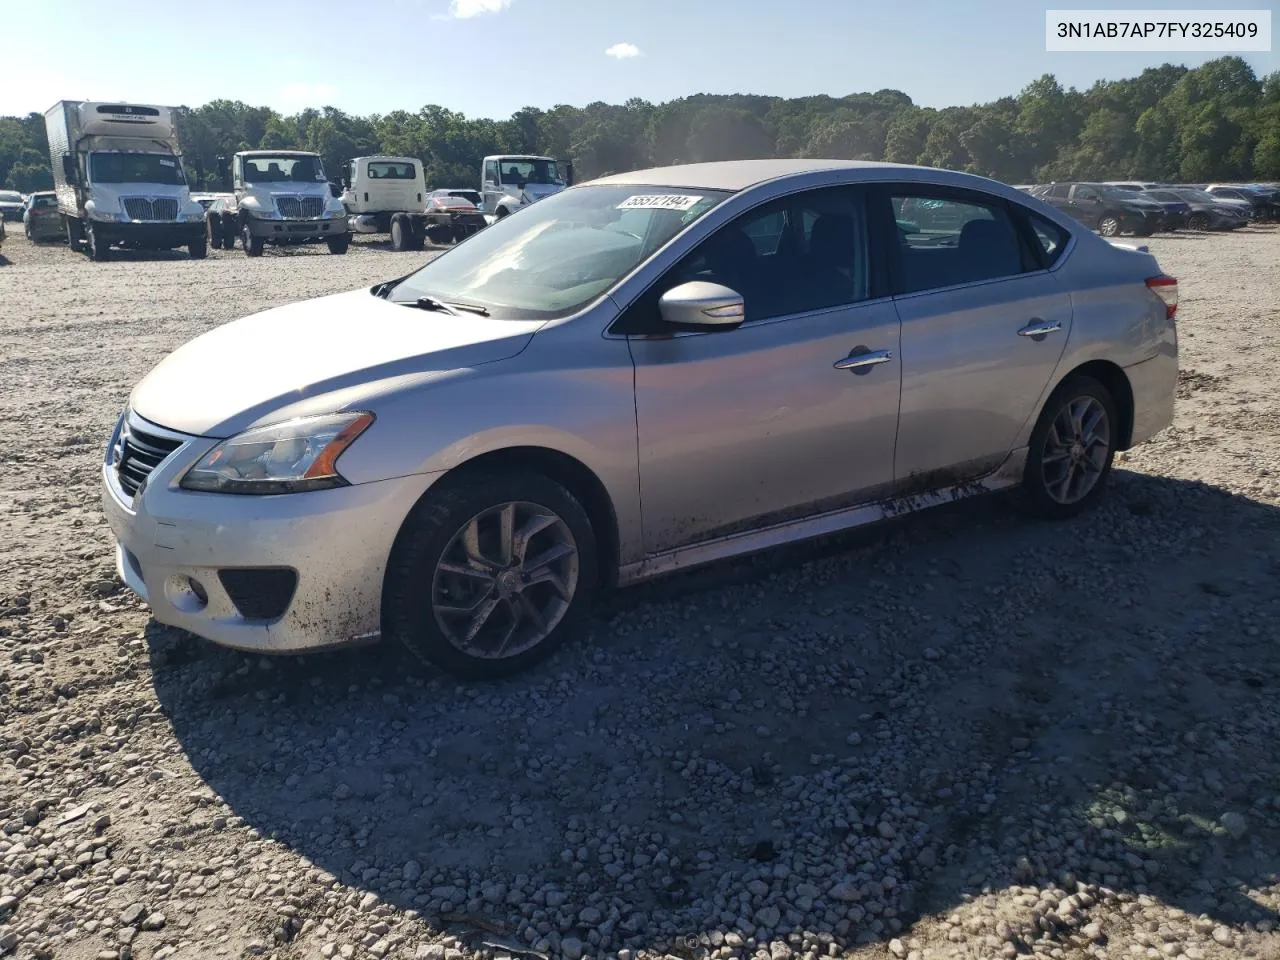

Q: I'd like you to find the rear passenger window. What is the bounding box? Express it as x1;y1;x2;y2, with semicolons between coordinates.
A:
1027;213;1070;266
888;191;1028;294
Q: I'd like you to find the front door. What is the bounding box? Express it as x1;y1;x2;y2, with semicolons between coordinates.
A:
879;185;1073;487
622;185;903;555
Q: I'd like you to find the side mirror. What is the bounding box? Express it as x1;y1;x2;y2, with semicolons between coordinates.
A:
61;153;78;184
658;281;745;330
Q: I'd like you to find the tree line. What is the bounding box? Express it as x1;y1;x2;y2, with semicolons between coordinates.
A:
2;56;1277;194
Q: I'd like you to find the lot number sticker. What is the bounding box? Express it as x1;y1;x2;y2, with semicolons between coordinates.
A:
617;194;704;211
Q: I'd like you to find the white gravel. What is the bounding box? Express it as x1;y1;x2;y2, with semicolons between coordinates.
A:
1;226;1278;960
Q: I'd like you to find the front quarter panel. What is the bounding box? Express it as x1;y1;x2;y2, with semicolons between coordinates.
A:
337;300;646;564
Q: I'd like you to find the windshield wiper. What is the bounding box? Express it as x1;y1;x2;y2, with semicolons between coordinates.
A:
406;295;490;317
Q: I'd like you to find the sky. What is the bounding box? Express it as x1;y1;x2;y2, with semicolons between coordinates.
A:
2;0;1275;120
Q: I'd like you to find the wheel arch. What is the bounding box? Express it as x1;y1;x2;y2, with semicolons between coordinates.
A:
412;445;621;590
1050;359;1135;449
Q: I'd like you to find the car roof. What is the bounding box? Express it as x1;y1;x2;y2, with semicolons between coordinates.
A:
590;158;983;192
239;150;320;159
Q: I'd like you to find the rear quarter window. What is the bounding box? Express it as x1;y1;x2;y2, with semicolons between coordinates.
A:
1025;212;1071;267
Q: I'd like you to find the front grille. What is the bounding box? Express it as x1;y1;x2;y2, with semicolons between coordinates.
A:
275;196;324;219
115;419;183;497
122;197;179;221
218;568;298;621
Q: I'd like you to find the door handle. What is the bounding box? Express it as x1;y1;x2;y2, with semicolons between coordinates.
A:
833;349;893;370
1018;320;1062;338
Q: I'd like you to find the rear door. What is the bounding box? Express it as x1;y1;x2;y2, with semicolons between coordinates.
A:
875;183;1073;488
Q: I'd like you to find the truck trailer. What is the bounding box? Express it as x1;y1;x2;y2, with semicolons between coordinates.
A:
45;101;208;261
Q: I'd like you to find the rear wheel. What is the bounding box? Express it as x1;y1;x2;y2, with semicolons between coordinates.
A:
383;473;598;680
188;236;207;259
1018;375;1118;520
1096;216;1120;237
390;215;409;252
1187;213;1209;231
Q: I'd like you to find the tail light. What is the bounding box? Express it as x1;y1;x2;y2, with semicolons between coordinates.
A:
1147;275;1178;320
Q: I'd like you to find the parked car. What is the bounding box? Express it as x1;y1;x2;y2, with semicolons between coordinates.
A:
22;191;63;242
1206;184;1277;220
0;190;25;221
102;159;1178;679
1148;188;1247;231
1109;185;1190;229
432;188;484;208
1029;182;1165;236
1104;181;1164;193
191;191;233;212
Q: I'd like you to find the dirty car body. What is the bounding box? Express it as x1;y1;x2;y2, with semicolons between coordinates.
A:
102;159;1179;678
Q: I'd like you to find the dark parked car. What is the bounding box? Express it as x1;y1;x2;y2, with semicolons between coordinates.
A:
1206;184;1279;220
1110;185;1190;229
1148;189;1247;231
1030;182;1165;237
22;191;64;242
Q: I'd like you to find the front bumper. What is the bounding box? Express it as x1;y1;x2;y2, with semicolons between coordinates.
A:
101;413;440;654
93;220;205;248
245;215;349;241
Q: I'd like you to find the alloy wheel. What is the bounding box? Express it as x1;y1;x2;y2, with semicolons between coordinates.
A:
430;501;579;660
1097;217;1120;236
1040;396;1111;505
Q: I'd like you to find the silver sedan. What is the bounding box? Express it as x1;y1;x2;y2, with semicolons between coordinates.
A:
102;160;1179;678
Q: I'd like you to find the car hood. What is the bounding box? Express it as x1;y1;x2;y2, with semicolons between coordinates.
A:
129;288;541;438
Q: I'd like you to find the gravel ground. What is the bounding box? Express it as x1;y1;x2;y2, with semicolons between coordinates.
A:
1;225;1279;960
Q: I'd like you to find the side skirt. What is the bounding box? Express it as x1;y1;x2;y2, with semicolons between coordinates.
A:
616;448;1028;587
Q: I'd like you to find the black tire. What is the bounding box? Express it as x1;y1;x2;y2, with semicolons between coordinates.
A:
327;233;350;255
390;216;409;252
408;220;426;251
220;213;237;249
1018;374;1118;521
1187;213;1209;231
495;207;509;220
188;236;207;260
383;472;599;680
242;222;264;257
206;215;222;249
86;223;110;261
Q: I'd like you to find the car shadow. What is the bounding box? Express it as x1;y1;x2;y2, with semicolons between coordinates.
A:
149;469;1280;955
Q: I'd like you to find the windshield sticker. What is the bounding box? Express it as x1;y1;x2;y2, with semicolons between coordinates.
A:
617;194;704;211
159;159;175;167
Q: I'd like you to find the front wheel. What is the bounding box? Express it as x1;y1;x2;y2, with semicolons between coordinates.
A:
383;473;599;680
327;233;350;255
241;222;264;257
1187;213;1209;231
188;236;207;260
86;224;110;261
1018;375;1118;520
1096;216;1120;237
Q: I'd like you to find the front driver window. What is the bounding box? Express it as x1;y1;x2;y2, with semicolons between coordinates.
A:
662;186;870;324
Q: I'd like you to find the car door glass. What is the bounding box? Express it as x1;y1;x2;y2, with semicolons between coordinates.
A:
889;192;1027;293
672;188;869;323
1027;213;1070;266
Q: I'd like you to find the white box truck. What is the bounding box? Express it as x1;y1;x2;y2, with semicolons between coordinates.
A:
45;101;208;261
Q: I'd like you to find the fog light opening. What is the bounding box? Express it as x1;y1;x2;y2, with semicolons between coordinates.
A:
165;575;209;613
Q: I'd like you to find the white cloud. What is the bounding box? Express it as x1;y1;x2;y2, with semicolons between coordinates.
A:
276;82;339;110
605;42;641;59
447;0;513;17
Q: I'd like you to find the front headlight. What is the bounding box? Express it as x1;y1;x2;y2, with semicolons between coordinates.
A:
325;199;347;218
179;412;374;494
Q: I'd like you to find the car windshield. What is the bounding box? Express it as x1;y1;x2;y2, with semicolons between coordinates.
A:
243;155;326;183
89;152;187;185
391;184;733;319
31;195;57;208
0;191;21;202
496;158;561;186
